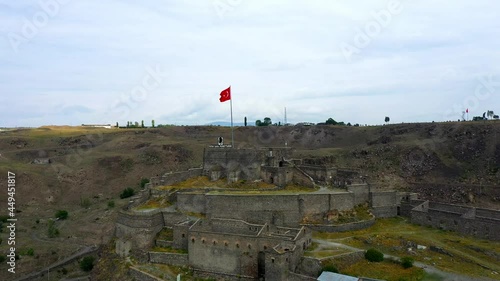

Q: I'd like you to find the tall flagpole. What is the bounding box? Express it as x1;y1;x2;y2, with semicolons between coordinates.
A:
230;88;234;148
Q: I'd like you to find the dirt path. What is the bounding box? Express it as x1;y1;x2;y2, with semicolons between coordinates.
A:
313;239;496;281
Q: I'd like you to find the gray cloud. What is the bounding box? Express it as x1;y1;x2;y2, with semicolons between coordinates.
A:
0;0;499;127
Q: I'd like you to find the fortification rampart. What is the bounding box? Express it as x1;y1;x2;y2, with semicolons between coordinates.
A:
370;191;398;217
411;201;500;241
149;252;188;266
347;184;370;205
296;164;334;183
177;192;207;214
185;218;311;276
115;210;165;257
260;166;294;186
116;210;164;228
162;211;189;227
203;148;263;181
302;218;375;233
204;192;357;227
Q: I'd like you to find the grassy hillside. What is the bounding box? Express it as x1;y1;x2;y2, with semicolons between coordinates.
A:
0;122;498;279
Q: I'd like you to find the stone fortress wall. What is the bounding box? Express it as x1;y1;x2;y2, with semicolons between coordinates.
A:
115;146;500;280
408;200;500;241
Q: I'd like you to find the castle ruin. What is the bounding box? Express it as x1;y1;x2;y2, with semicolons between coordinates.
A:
114;146;500;280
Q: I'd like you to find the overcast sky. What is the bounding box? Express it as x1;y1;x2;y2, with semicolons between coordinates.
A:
1;0;499;127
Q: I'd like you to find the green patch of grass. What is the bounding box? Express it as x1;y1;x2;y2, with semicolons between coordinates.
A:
135;198;171;210
314;217;500;279
342;259;425;281
151;246;188;254
304;249;352;258
185;212;206;219
158;176;277;191
422;272;445;281
156;228;174;241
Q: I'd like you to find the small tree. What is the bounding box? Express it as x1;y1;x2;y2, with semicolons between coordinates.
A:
134;121;139;127
55;210;68;220
141;120;145;128
365;248;384;262
152;119;155;128
401;256;414;268
140;177;150;188
385;116;390;124
255;120;262;126
120;187;135;199
80;256;95;272
116;122;119;127
326;118;337;125
126;121;130;128
244;117;247;127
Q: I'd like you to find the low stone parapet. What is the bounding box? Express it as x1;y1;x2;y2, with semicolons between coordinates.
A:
302;218;375;233
149;252;188;266
156;239;173;248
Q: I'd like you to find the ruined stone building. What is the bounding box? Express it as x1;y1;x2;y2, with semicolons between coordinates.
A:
115;146;500;280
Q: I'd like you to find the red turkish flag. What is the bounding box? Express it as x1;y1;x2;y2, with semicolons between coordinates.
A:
219;86;231;102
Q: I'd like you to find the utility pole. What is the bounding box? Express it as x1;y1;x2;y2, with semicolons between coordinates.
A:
284;107;287;125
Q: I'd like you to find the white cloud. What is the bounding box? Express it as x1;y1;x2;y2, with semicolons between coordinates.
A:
0;0;499;127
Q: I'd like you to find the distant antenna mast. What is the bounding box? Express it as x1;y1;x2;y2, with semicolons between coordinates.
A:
284;107;287;125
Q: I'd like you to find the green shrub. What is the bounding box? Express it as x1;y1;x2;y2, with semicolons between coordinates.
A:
80;256;95;272
365;248;384;262
401;256;414;269
120;187;135;199
322;264;339;273
0;256;5;263
107;200;115;208
27;248;34;256
55;210;68;220
140;178;150;188
61;268;68;275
